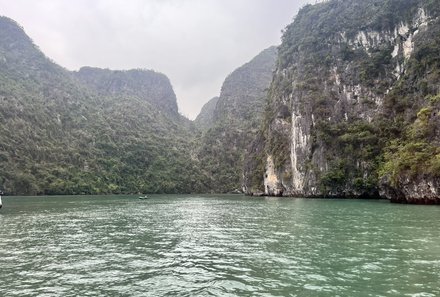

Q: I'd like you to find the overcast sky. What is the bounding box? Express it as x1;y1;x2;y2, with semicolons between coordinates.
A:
0;0;311;119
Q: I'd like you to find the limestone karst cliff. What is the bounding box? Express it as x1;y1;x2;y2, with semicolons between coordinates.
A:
194;96;219;131
244;0;440;204
2;1;439;202
0;16;205;195
195;47;277;193
74;67;180;118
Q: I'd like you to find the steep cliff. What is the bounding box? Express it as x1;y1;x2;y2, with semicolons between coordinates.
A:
194;96;219;131
74;67;180;118
0;16;205;195
196;47;277;192
244;0;440;203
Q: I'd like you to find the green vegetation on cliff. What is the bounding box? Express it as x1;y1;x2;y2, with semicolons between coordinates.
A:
195;47;277;193
0;16;206;195
194;97;219;131
245;0;440;202
2;0;439;201
379;21;440;185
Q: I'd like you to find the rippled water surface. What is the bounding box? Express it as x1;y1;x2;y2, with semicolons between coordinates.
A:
1;195;440;296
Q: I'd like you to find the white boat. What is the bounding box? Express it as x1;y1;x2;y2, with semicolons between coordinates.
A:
0;195;2;209
138;195;148;200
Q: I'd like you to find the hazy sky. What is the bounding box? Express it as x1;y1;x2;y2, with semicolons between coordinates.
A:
0;0;311;119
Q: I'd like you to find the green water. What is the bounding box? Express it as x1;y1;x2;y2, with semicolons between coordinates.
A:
0;195;439;296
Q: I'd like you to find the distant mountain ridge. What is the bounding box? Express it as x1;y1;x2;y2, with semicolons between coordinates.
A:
74;67;179;117
194;96;219;131
195;46;277;193
213;46;277;125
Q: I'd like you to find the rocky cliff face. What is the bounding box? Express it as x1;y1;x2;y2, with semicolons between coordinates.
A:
194;96;219;131
196;47;277;193
244;0;440;203
213;47;277;124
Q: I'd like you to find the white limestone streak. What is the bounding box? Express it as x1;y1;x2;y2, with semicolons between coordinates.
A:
290;113;307;191
349;8;429;61
264;155;279;195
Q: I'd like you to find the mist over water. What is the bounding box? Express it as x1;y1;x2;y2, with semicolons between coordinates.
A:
1;195;439;296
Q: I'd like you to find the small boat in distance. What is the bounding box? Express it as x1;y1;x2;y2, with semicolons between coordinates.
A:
138;195;148;200
0;195;2;209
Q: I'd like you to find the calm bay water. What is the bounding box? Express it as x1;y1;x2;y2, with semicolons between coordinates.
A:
0;195;439;297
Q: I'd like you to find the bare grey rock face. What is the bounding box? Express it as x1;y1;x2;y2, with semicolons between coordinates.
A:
380;175;440;204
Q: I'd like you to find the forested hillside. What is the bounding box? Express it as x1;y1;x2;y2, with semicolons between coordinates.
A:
0;16;206;195
195;47;277;192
